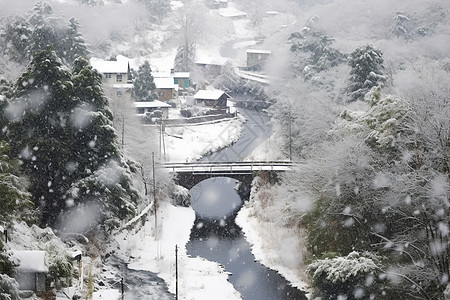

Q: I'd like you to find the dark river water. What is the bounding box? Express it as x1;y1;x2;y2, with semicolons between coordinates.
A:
187;107;307;300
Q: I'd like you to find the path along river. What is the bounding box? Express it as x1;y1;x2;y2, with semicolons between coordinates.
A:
186;104;307;299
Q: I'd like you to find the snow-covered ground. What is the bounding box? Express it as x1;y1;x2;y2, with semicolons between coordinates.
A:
236;207;311;296
162;116;243;162
113;201;241;300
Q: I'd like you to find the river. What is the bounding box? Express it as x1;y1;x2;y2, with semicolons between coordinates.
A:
186;106;306;299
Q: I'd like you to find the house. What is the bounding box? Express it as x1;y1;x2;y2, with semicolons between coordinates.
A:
135;100;172;119
172;72;190;89
90;58;132;85
193;89;231;109
246;49;272;70
13;250;48;293
154;77;178;101
90;57;133;101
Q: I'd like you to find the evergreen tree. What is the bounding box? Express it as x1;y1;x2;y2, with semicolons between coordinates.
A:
5;49;75;225
60;18;89;66
1;17;32;64
2;3;89;67
4;50;137;226
132;61;157;102
347;45;386;102
67;57;138;225
0;142;34;225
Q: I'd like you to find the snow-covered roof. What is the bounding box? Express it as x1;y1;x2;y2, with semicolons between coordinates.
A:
152;72;172;78
173;72;190;78
194;90;230;100
218;7;247;18
247;49;272;55
112;83;133;89
134;101;172;108
13;250;48;273
90;58;129;74
195;56;228;66
155;77;176;89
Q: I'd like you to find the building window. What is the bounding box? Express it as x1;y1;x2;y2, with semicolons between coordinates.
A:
116;74;123;82
105;73;112;78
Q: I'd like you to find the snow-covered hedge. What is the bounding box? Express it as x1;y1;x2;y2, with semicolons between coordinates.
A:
307;251;383;299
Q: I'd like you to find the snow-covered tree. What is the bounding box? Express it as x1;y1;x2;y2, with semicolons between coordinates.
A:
289;28;345;80
132;61;157;102
0;142;34;226
347;45;386;102
139;0;171;23
1;16;32;64
60;18;90;65
0;274;20;300
173;5;204;72
307;251;384;299
1;3;89;67
3;50;137;227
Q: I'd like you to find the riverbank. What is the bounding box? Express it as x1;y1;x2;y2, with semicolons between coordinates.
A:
112;201;241;300
235;131;312;298
236;205;311;295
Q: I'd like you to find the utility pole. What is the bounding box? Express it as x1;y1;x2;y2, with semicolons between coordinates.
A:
175;245;179;300
152;152;157;241
159;119;162;160
121;278;124;300
121;115;125;150
288;110;292;161
161;117;166;161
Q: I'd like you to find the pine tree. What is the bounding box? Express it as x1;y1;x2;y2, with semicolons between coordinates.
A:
347;45;386;102
132;61;157;102
0;142;34;225
68;57;138;223
5;49;75;225
4;50;137;226
60;18;89;66
2;3;89;67
1;17;32;63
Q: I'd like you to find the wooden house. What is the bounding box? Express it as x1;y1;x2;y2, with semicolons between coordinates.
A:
193;90;231;109
154;77;178;101
13;250;48;294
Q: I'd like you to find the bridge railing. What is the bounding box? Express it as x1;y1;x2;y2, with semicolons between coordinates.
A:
161;161;295;173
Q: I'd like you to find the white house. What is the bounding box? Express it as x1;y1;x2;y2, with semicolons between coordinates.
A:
90;57;133;101
90;57;132;85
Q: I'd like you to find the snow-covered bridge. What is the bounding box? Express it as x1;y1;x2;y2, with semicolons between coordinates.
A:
162;161;293;190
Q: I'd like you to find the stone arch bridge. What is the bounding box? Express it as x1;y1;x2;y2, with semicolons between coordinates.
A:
162;161;294;190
